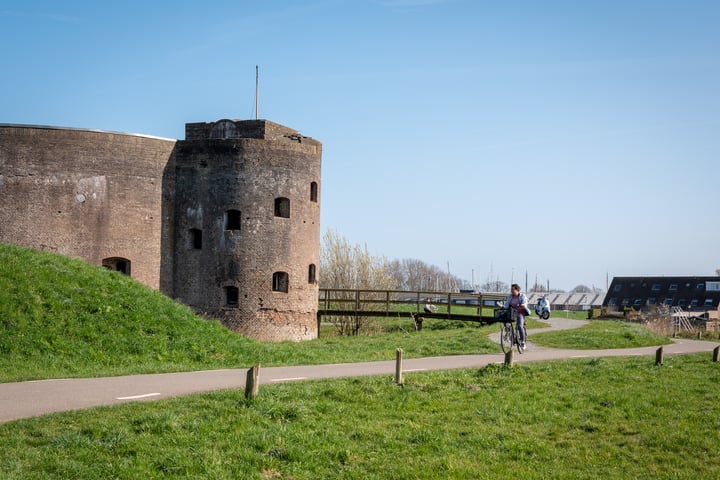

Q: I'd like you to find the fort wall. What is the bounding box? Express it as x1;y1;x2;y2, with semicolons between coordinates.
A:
0;120;321;341
0;125;176;290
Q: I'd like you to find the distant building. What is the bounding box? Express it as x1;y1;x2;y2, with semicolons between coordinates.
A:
602;276;720;317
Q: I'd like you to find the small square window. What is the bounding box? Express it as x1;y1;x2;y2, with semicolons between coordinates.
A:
647;297;656;305
225;286;239;307
621;298;630;306
272;272;289;293
704;299;714;307
613;284;622;292
651;283;661;291
690;299;699;307
608;297;617;306
677;299;686;307
669;284;678;291
225;210;241;230
664;298;673;306
633;299;643;307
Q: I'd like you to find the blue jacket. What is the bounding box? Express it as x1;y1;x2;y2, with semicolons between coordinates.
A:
504;293;528;310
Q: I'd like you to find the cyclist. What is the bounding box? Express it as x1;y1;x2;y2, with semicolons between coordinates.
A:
504;283;529;349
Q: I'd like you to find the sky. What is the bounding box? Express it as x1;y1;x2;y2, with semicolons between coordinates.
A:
1;0;719;292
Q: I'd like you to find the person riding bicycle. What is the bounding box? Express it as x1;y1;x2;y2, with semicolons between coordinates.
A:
504;283;529;349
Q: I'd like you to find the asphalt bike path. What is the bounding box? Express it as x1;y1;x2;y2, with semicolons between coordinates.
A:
1;318;718;423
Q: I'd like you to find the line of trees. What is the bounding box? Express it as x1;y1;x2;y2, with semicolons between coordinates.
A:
320;229;600;294
320;230;467;292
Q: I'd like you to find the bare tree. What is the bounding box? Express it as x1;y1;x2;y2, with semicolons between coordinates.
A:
571;284;592;293
481;280;509;293
320;230;398;335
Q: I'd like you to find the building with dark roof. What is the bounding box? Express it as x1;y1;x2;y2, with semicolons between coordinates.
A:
602;276;720;317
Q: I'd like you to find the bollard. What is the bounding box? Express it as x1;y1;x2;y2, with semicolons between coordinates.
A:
395;348;404;385
713;346;719;363
245;364;260;399
504;349;514;367
655;346;664;366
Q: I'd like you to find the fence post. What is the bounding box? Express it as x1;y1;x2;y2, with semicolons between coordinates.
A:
713;346;719;363
655;346;664;366
245;364;260;399
395;348;404;385
504;349;514;367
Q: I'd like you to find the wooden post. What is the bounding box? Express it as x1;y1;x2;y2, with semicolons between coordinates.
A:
697;331;702;340
395;348;403;385
655;346;664;366
245;364;260;399
504;349;514;367
713;346;719;363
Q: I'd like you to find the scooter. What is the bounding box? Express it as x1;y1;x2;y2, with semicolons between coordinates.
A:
535;295;551;320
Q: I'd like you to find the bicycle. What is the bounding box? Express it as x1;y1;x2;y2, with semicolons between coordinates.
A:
494;308;526;354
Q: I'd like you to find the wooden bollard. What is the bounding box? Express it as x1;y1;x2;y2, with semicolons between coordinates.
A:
245;364;260;399
504;349;514;366
713;346;719;363
655;346;664;366
395;348;403;385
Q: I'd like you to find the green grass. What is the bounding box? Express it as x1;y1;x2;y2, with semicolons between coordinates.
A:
530;320;673;349
2;243;717;478
1;354;718;479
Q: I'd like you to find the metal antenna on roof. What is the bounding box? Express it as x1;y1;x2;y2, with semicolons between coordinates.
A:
255;65;259;120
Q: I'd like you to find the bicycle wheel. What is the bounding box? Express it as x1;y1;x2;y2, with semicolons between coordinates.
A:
500;323;513;354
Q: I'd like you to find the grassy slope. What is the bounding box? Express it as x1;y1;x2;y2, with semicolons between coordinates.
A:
0;243;264;381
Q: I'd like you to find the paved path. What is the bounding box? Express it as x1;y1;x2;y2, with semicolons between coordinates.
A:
1;318;718;424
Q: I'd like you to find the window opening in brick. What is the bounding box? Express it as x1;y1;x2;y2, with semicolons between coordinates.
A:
308;264;316;284
272;272;289;293
102;257;131;276
225;210;241;230
190;229;202;249
310;182;318;202
274;197;290;218
225;286;239;307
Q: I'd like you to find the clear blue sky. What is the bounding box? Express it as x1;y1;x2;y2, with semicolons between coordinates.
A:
2;0;719;292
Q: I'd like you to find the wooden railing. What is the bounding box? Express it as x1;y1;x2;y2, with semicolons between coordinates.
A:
318;288;506;321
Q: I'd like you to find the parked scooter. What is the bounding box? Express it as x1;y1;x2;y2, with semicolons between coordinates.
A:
535;295;551;320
